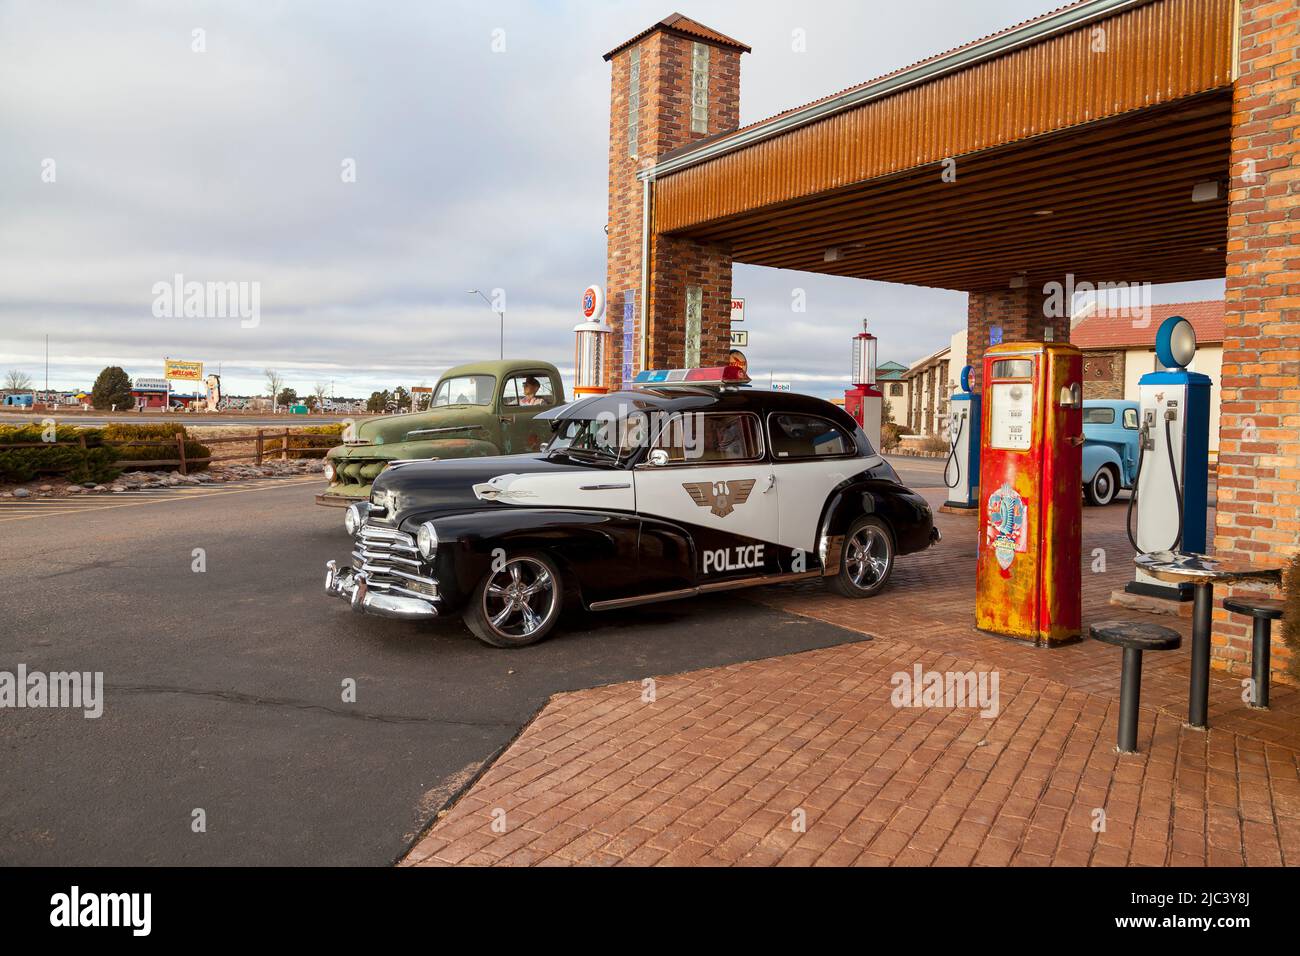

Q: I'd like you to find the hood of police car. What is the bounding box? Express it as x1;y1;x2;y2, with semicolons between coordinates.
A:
367;453;599;523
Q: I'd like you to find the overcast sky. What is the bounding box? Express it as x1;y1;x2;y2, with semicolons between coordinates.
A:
0;0;1221;399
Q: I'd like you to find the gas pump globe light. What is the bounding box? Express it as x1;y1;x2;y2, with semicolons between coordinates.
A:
1157;316;1197;369
845;320;882;452
851;320;877;388
573;285;610;396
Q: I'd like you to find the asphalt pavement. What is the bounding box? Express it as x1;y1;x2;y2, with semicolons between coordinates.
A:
0;476;896;865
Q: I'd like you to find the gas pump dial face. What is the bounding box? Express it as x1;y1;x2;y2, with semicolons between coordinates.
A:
1156;316;1197;369
990;382;1032;450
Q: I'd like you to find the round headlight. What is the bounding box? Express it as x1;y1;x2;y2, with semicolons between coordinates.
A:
344;502;365;536
416;521;438;559
323;460;336;481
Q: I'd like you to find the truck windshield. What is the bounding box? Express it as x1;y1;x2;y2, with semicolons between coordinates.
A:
432;375;495;406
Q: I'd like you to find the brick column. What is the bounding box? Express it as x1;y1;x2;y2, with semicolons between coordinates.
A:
604;19;748;389
965;285;1063;391
1213;0;1300;683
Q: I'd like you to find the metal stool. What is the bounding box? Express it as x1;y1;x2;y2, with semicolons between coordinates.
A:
1222;595;1284;709
1090;621;1182;753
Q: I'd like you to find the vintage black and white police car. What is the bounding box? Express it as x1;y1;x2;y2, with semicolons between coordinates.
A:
325;366;939;647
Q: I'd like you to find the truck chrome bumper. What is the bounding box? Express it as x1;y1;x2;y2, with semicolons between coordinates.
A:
324;560;439;621
315;492;360;508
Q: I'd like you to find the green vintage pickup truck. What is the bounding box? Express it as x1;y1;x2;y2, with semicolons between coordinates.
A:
315;359;565;506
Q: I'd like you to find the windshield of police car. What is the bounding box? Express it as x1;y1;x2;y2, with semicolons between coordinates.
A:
547;417;640;463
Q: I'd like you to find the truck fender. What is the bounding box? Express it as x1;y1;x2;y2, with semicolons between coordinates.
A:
1082;443;1122;483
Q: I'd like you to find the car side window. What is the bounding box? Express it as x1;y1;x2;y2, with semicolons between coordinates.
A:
651;413;763;463
1122;408;1138;429
768;413;855;459
1083;407;1116;425
501;373;555;409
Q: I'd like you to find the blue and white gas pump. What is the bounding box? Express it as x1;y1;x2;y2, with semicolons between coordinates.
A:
1125;314;1212;600
943;365;981;510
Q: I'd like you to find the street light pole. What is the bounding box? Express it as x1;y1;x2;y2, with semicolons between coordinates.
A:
466;289;504;360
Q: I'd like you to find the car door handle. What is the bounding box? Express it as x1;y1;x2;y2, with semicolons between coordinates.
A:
764;473;776;493
579;483;631;491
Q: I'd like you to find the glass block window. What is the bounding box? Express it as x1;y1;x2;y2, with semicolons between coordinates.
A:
690;42;709;133
622;291;637;383
627;47;640;157
685;286;702;367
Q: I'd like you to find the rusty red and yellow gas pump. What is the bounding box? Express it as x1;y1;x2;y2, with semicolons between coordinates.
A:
975;341;1084;645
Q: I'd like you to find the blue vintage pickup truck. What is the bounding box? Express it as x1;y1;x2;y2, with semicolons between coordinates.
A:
1082;399;1140;505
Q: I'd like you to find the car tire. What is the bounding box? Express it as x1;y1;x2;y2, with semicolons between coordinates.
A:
464;551;563;648
1085;465;1118;506
827;515;895;599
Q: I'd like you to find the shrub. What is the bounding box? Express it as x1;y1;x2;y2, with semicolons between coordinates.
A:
880;422;908;452
1284;553;1300;683
101;423;211;472
920;434;950;455
0;425;119;484
262;423;345;459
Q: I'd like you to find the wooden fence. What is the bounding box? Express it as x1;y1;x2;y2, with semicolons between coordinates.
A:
0;429;337;476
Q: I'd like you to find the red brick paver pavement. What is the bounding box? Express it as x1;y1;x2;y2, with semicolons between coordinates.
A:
404;492;1299;866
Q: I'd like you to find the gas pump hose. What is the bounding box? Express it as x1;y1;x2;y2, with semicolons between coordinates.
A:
943;413;965;490
1125;416;1184;553
1163;413;1184;551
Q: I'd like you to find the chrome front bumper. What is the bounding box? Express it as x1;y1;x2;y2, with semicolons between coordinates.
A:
324;559;439;621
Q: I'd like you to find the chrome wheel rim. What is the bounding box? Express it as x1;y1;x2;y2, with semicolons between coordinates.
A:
482;558;556;638
845;526;890;589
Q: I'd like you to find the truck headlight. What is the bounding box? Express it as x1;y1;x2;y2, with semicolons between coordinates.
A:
323;460;336;481
416;521;438;559
344;502;368;536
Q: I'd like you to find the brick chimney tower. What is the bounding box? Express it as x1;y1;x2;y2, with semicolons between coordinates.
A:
603;14;749;389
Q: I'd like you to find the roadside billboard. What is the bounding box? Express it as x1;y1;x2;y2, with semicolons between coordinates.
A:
164;359;204;381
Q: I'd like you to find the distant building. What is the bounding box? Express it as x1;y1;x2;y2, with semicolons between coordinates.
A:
901;328;967;439
131;377;169;410
877;360;908;423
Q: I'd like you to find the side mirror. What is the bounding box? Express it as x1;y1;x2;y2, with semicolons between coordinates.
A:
648;449;669;467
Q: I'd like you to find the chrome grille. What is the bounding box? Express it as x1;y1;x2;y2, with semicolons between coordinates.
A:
351;525;438;600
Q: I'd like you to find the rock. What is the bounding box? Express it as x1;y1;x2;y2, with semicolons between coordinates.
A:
82;482;96;489
13;488;30;498
93;485;108;493
109;485;126;494
38;485;53;493
67;485;83;494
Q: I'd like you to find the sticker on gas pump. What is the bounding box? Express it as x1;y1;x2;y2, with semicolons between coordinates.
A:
986;482;1027;575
